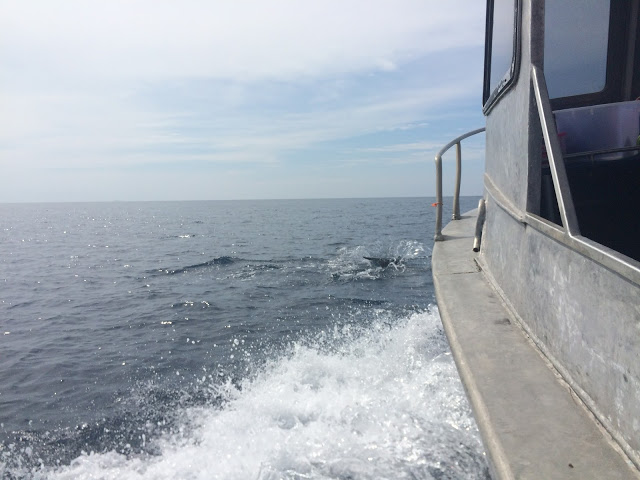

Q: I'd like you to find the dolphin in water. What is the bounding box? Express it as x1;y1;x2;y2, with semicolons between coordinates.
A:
363;256;403;268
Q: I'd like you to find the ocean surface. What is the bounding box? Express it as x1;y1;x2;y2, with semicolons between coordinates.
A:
0;197;488;480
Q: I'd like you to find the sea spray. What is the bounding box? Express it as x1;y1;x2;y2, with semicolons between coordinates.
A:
25;309;489;480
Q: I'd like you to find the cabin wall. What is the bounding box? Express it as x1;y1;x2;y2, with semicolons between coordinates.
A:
480;202;640;465
485;0;543;213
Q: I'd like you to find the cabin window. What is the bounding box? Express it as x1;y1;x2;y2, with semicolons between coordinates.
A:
538;0;640;260
483;0;520;111
544;0;611;99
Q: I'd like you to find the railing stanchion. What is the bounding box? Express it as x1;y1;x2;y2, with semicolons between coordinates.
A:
453;142;462;220
435;153;444;241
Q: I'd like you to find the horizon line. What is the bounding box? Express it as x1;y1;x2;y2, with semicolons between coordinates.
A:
0;194;484;205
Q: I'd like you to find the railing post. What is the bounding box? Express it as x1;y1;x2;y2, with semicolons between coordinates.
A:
453;142;462;220
434;152;444;241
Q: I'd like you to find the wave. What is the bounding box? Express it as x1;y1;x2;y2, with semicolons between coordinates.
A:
334;297;388;306
326;241;428;282
155;258;287;278
6;309;488;480
156;256;236;275
169;300;214;309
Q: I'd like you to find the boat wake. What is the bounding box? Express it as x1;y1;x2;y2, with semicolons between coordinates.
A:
1;309;488;480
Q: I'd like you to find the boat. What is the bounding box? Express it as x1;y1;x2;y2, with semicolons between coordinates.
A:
431;1;640;478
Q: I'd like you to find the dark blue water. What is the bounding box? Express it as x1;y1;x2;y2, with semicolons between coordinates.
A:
0;197;487;479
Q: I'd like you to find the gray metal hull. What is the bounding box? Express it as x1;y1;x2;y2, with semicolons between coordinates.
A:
480;193;640;470
432;209;640;479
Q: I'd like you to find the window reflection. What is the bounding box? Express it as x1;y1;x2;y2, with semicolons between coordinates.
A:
489;0;517;93
544;0;610;99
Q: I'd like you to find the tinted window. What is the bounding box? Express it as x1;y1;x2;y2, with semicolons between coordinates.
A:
483;0;519;110
489;0;517;93
544;0;610;99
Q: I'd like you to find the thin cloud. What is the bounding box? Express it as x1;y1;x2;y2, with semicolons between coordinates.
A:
0;1;486;201
358;142;444;154
1;78;478;170
1;1;484;82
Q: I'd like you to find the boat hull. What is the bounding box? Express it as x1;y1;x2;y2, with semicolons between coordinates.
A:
432;208;640;479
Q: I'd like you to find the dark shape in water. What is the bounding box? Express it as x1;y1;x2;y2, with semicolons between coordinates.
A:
363;256;403;268
161;256;236;275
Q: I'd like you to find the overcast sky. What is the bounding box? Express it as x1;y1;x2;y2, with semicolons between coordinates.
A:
1;1;486;203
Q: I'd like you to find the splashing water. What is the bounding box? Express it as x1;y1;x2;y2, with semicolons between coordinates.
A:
6;309;487;480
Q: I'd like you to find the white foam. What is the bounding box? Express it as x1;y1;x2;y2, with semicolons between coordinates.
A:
42;309;486;480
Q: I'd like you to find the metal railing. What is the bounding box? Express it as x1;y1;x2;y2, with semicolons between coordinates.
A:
434;127;485;241
531;65;580;237
564;145;640;161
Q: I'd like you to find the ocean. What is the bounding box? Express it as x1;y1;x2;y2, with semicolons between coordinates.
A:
0;197;488;480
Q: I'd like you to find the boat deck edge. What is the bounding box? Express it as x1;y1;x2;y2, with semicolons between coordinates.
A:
431;209;640;480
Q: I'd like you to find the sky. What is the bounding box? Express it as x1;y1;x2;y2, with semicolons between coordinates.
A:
0;0;487;203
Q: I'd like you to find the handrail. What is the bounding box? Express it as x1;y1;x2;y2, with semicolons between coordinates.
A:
564;144;640;160
531;65;580;237
434;127;485;241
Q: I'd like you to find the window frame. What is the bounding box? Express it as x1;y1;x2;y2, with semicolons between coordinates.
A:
482;0;522;114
